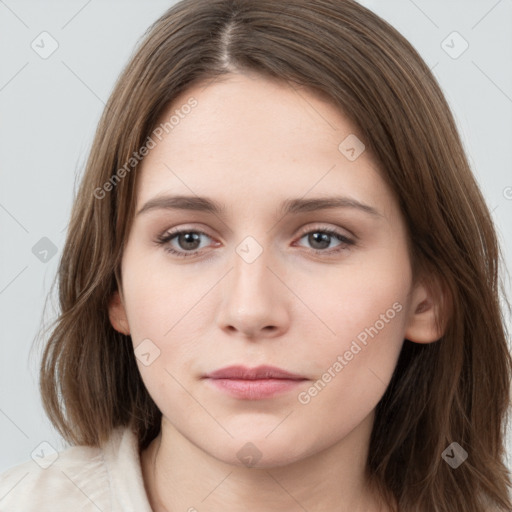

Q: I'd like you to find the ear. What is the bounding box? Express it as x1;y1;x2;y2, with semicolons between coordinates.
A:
108;290;130;336
404;275;450;344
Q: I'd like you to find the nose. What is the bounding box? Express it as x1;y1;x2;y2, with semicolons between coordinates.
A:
215;244;290;340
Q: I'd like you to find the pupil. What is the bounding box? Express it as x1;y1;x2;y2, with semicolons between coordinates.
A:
310;232;330;249
180;232;200;250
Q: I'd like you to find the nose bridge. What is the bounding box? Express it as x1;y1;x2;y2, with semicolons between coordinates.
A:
216;235;288;337
230;236;275;309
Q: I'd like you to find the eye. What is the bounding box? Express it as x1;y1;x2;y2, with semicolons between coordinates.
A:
294;227;355;255
155;229;217;258
155;226;355;259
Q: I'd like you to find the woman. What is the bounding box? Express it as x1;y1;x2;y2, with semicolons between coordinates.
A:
1;0;510;510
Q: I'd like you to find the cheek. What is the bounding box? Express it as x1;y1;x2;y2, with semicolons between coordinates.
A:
305;247;411;349
296;253;410;408
121;257;206;341
293;293;407;451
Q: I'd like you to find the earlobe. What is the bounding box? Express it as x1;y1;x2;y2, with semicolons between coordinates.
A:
108;290;130;335
404;277;449;344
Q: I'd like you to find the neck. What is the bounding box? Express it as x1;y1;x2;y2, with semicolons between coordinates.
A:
140;412;388;512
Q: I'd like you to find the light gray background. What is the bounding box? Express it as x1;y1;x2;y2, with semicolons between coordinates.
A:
1;0;511;473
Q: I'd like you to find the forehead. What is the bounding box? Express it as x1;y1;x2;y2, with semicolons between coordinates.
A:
135;72;395;220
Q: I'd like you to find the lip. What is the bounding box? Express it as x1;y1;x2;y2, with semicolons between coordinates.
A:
202;365;308;400
204;365;305;380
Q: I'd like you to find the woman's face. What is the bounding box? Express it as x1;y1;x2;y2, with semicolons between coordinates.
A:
111;72;426;467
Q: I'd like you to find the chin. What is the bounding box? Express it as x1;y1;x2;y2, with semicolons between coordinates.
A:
203;435;313;470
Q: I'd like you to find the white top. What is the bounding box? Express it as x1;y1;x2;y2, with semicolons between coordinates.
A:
0;427;153;511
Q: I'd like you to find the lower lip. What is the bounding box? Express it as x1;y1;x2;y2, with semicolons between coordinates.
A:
204;378;307;400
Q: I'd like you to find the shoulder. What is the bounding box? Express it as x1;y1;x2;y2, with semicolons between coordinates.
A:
0;440;108;512
0;427;151;512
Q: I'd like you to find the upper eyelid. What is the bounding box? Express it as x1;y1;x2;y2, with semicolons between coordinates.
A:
296;224;355;239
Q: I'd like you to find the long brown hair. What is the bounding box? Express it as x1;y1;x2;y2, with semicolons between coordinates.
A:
37;0;512;510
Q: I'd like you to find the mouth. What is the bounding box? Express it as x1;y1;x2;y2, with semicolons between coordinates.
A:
202;365;308;400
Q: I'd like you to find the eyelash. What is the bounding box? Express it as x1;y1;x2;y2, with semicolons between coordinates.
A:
155;226;355;259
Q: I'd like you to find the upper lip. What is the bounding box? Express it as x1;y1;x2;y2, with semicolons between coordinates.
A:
204;365;306;380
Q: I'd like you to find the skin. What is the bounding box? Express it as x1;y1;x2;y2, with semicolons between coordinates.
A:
109;72;445;512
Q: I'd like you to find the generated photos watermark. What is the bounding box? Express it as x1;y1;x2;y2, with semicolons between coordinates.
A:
297;301;403;404
93;97;198;200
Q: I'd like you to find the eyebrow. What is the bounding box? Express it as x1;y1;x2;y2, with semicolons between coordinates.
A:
136;194;384;219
